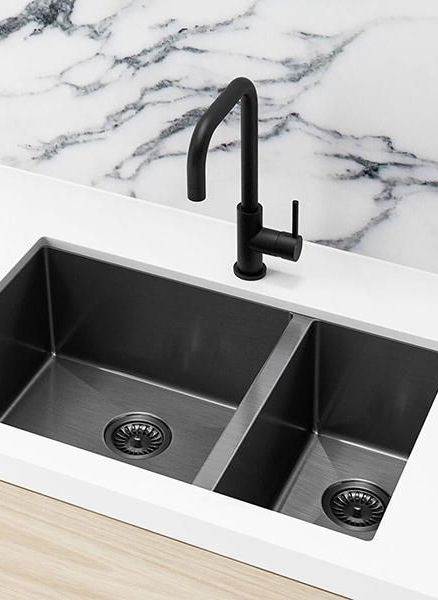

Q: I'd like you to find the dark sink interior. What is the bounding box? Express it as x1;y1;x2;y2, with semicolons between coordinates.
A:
211;321;438;539
0;245;290;483
2;243;438;540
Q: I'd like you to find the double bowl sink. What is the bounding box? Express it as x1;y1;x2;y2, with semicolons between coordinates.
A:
1;244;438;540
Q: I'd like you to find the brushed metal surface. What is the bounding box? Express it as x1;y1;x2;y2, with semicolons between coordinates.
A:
316;321;438;457
194;314;313;490
276;435;405;540
46;248;290;406
0;248;50;415
2;243;438;540
4;356;235;483
214;320;438;539
0;245;290;483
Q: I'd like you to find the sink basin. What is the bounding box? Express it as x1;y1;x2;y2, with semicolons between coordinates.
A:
1;242;438;540
196;317;438;539
0;245;290;483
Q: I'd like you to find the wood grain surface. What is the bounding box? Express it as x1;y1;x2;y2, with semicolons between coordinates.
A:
0;480;343;599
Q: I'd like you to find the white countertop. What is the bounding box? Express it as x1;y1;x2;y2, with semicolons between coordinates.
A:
0;164;437;599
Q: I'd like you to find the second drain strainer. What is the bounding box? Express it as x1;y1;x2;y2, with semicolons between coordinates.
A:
104;412;172;459
322;480;390;531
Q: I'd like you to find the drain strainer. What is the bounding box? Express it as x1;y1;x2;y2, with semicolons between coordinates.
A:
322;480;390;531
104;413;172;459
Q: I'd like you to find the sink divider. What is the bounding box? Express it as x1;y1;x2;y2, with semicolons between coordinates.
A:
194;314;313;491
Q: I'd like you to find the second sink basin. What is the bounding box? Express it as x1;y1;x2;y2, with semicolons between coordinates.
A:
196;317;438;539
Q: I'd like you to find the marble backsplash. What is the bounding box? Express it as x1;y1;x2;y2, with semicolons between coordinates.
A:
1;0;438;273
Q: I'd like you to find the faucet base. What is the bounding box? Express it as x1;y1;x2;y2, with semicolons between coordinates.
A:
233;262;266;281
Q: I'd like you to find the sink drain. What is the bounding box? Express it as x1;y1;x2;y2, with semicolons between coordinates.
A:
104;413;172;459
322;480;390;531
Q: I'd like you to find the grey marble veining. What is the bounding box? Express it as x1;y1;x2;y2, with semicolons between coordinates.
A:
0;0;437;272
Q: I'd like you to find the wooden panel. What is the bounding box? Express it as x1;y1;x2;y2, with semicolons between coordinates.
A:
0;481;342;599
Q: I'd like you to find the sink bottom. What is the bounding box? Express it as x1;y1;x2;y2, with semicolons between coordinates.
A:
273;434;406;540
2;355;235;483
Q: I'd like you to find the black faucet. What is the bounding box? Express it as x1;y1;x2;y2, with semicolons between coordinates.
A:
187;77;302;280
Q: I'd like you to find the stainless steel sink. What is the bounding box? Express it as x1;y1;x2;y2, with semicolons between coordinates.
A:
1;244;438;540
0;245;290;483
195;317;438;539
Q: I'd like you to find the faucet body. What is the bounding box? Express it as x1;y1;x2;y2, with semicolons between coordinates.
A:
187;77;302;280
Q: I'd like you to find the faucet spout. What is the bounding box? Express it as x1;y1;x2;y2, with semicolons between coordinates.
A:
187;77;258;212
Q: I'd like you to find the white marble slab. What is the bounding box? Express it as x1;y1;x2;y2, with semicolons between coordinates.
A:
0;0;437;272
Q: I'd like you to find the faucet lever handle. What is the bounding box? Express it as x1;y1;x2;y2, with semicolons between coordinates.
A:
291;199;300;239
288;199;303;261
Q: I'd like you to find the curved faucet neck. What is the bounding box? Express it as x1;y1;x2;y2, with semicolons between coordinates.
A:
187;77;258;213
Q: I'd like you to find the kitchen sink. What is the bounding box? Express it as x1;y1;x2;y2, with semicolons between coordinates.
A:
0;244;290;483
1;243;438;540
198;317;438;539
